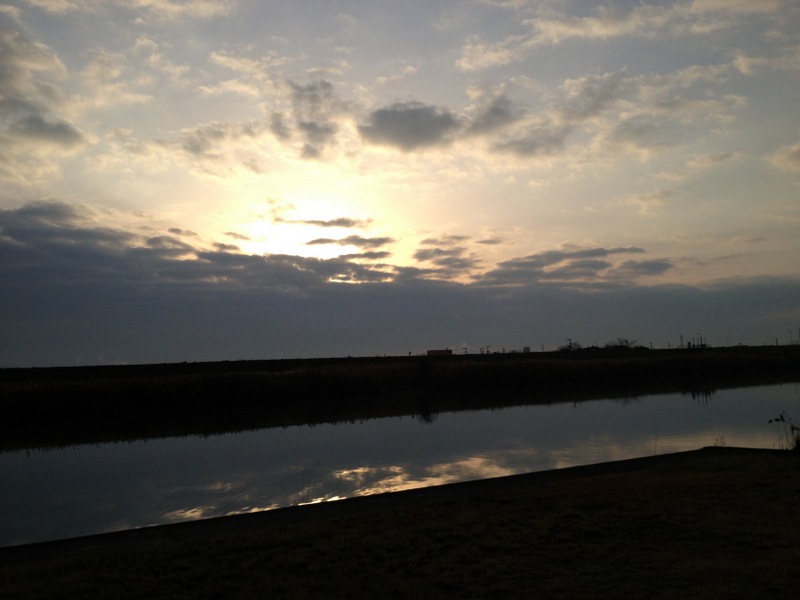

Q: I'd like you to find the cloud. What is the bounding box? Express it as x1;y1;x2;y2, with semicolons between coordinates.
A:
471;63;744;162
420;234;471;245
623;188;673;215
412;236;483;279
413;246;468;262
358;101;461;151
208;49;290;81
0;201;393;292
466;95;520;135
268;80;343;159
1;201;797;366
181;121;263;157
608;259;674;279
171;120;276;175
7;114;84;147
375;64;417;85
657;151;738;181
491;120;571;157
559;71;631;123
478;237;504;245
23;0;236;22
768;140;800;172
591;114;671;158
456;34;532;71
288;217;369;228
339;251;392;260
306;235;394;249
457;1;796;70
0;23;89;181
480;246;650;286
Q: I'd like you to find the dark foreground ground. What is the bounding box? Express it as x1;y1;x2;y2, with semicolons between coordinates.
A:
1;447;798;599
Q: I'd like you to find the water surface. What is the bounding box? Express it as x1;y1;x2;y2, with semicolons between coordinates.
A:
1;383;797;547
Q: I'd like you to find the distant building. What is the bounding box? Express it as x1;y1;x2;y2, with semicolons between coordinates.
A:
426;349;453;356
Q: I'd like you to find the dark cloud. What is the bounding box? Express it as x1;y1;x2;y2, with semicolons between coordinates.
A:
298;120;337;158
359;101;460;151
1;202;797;366
420;234;471;245
545;259;613;280
341;235;395;249
294;217;368;228
413;245;480;278
169;227;199;237
609;259;673;278
480;247;648;285
269;112;291;140
306;237;336;245
339;251;392;260
214;242;240;252
307;235;394;249
413;246;467;262
275;214;369;228
269;80;341;159
467;95;519;135
144;235;197;258
477;237;504;245
8;114;84;148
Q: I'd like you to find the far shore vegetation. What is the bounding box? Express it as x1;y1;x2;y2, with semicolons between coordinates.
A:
2;345;799;452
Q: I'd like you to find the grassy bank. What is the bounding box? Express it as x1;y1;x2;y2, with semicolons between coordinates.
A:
2;345;799;450
1;448;798;599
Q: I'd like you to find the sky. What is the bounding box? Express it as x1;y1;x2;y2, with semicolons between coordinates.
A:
1;0;799;367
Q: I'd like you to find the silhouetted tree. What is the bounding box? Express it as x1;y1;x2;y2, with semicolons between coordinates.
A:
558;340;582;351
604;337;637;349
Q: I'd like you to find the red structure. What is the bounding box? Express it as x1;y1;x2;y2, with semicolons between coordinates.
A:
426;349;453;356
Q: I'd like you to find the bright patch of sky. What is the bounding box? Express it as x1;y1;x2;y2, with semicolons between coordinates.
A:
1;0;799;365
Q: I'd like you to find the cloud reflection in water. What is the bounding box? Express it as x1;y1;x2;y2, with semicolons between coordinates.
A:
0;384;797;546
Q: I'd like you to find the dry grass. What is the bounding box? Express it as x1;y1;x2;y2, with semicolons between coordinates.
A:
2;449;798;599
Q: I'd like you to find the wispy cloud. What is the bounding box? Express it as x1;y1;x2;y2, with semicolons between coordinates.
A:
457;1;797;70
24;0;236;22
768;140;800;172
306;235;394;249
480;246;656;286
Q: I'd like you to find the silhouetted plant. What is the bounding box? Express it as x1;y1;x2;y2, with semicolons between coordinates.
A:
604;337;637;349
768;412;800;451
558;340;582;351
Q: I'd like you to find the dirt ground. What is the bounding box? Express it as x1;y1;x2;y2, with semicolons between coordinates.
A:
1;447;798;599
